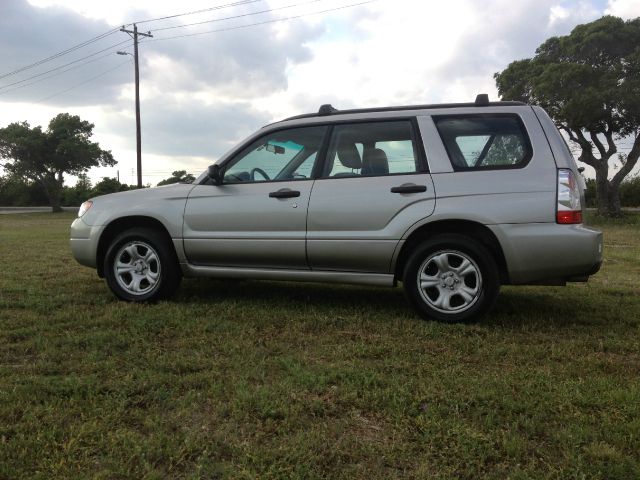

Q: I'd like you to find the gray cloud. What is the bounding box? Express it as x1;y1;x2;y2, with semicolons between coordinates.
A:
140;16;323;97
104;98;271;161
427;0;603;98
0;0;325;106
283;91;359;115
0;0;130;105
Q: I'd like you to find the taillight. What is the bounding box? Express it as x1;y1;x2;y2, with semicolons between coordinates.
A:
557;169;582;224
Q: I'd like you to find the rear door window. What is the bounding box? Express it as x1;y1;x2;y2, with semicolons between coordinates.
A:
321;121;424;178
434;114;532;170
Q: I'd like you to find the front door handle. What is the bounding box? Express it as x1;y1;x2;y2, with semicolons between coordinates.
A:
390;184;427;194
269;188;301;199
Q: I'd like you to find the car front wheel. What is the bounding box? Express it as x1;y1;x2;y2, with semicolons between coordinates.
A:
403;234;500;322
104;227;181;302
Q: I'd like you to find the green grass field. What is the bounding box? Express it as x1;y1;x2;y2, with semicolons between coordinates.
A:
1;212;639;479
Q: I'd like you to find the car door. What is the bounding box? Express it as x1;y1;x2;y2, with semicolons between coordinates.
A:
307;120;435;273
183;125;328;269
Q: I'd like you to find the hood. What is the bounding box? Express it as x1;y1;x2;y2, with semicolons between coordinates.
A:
81;182;197;227
92;182;196;202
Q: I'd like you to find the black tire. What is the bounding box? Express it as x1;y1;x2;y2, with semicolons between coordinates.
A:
402;234;500;323
104;227;182;302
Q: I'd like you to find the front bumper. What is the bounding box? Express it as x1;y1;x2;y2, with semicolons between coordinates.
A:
70;217;104;269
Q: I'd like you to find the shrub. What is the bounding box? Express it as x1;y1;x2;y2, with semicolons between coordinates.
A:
620;175;640;207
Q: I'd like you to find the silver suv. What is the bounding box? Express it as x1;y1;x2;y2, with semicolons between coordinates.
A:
70;95;603;322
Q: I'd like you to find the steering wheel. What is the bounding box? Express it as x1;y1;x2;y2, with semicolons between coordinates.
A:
250;167;270;181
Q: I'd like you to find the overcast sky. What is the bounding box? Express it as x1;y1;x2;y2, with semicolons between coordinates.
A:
0;0;639;185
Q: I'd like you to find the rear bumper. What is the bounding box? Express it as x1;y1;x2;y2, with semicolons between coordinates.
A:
489;223;603;284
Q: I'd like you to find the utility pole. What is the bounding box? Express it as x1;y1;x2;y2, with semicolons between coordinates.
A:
119;24;152;188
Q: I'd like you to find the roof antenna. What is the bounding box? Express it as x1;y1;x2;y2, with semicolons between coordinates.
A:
318;104;338;115
475;94;490;106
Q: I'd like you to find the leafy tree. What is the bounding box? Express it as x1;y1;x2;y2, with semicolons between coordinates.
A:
75;173;92;194
483;136;526;167
157;170;196;186
0;175;48;206
584;178;597;208
91;177;136;197
61;173;92;207
620;175;640;207
0;113;115;212
495;16;640;216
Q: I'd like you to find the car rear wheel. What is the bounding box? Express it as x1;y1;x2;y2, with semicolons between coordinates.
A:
104;227;181;302
403;234;500;322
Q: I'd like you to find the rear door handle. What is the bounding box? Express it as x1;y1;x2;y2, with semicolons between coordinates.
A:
269;188;301;199
390;184;427;194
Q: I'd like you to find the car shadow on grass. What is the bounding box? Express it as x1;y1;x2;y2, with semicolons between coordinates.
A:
487;286;629;329
175;278;410;317
169;279;623;329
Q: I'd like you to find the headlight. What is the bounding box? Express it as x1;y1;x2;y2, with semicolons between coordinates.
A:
78;200;93;218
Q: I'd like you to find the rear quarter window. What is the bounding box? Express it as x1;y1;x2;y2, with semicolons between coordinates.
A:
434;114;532;170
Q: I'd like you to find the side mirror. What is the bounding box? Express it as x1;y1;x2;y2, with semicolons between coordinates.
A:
207;164;223;185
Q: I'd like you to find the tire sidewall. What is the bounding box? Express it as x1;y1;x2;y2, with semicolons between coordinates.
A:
104;227;179;302
403;234;500;323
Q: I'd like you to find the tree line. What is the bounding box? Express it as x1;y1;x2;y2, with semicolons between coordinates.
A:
0;174;133;208
0;112;196;210
0;170;196;207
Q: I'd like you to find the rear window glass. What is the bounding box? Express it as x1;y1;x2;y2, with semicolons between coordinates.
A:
323;121;421;177
434;114;532;170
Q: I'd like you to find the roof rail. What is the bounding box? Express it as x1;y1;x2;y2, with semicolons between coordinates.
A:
274;95;526;123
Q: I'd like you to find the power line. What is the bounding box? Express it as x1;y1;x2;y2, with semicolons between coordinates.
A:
35;59;132;104
0;0;371;97
146;0;377;42
0;0;378;107
0;38;132;92
131;0;264;25
152;0;324;32
0;0;373;100
0;47;132;97
0;1;265;84
0;28;120;81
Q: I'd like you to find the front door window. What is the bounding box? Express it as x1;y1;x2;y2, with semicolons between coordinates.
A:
223;126;328;183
